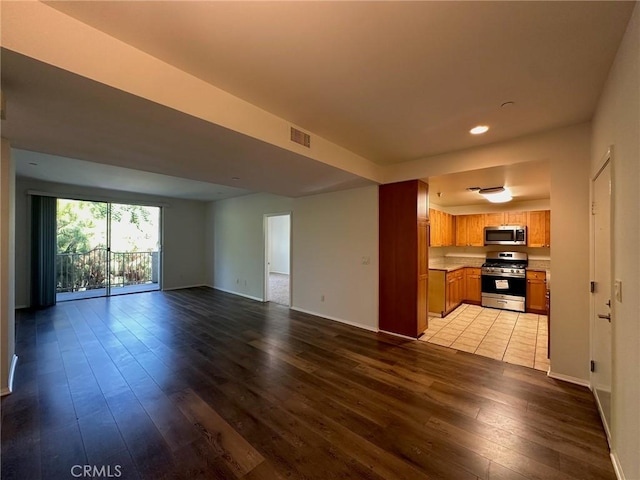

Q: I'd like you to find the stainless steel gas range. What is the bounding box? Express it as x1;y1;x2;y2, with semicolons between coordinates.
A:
481;252;528;312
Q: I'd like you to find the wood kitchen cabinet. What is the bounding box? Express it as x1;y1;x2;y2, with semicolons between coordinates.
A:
429;208;455;247
464;267;482;304
379;180;429;337
526;270;547;314
429;209;442;246
429;266;481;317
444;212;455;246
455;214;484;247
429;268;464;317
484;211;527;226
446;268;465;313
506;211;527;225
484;212;505;226
527;210;551;247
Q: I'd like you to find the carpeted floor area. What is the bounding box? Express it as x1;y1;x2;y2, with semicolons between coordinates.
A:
268;272;290;305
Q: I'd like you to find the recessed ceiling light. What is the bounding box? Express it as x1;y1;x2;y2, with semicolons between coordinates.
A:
501;101;515;108
231;177;240;181
470;125;489;135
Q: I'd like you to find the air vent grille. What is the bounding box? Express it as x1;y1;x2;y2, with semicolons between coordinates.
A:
290;127;310;148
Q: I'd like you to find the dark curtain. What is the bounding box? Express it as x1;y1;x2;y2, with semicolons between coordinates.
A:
31;195;57;308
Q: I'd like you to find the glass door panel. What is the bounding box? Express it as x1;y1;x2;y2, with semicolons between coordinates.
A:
56;199;108;301
109;204;161;296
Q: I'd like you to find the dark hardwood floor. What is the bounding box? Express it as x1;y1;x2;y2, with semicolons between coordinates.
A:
1;287;614;480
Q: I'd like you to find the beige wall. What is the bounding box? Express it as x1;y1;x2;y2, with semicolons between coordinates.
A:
591;4;639;479
209;193;294;300
0;138;16;395
548;126;591;381
292;186;379;331
210;186;379;331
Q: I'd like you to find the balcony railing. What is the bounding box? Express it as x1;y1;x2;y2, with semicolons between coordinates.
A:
56;248;159;294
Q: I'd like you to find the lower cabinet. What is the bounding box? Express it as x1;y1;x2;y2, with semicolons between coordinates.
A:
429;267;480;317
526;270;547;314
464;268;482;305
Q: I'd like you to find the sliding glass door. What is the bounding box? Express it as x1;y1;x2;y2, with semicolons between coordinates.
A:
56;199;161;301
109;203;161;296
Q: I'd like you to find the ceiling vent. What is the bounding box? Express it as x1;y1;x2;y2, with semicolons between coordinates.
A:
290;127;310;148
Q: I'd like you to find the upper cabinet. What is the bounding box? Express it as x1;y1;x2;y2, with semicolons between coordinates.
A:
428;208;550;249
429;208;455;247
484;211;527;226
527;210;551;247
506;211;528;225
484;212;504;226
455;214;484;247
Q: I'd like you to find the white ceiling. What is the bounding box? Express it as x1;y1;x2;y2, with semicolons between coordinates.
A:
2;1;636;204
427;161;550;208
13;150;252;202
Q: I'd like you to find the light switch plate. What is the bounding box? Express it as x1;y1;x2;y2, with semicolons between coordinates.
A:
614;279;622;302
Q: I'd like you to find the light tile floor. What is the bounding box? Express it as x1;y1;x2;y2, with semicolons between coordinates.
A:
420;304;550;371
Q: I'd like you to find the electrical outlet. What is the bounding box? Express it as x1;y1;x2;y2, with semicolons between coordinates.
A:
614;279;622;302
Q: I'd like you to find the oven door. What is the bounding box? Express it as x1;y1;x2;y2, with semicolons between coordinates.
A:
481;273;526;312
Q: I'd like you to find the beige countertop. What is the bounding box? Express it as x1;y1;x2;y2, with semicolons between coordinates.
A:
429;257;551;279
428;257;484;272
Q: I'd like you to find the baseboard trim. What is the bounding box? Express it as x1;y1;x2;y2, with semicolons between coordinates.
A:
547;370;590;387
1;354;18;396
379;329;418;341
593;389;613;446
212;286;264;303
610;451;625;480
16;304;28;310
162;284;207;292
290;306;378;333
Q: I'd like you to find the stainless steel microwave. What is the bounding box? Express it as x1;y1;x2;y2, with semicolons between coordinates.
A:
484;225;527;246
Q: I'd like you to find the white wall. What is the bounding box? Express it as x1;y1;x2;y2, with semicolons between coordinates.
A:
591;5;639;479
268;215;290;274
1;139;16;395
210;193;293;300
292;186;378;331
548;126;592;381
14;178;208;307
210;186;379;331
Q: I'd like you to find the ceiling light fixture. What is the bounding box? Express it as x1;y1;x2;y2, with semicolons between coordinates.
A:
479;186;512;203
470;125;489;135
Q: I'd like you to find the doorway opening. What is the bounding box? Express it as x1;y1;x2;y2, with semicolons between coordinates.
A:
56;199;162;301
265;213;291;306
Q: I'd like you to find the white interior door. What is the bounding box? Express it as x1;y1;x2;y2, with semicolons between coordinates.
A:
592;157;612;438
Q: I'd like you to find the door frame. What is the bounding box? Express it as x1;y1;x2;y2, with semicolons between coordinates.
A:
263;212;292;306
589;145;614;444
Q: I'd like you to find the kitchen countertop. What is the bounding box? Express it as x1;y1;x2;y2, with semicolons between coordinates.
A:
429;257;551;282
428;257;484;272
